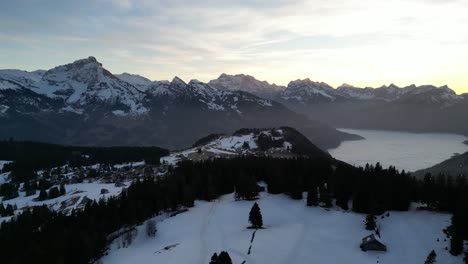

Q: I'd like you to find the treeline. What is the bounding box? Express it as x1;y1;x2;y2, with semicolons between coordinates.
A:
0;139;169;176
0;156;467;263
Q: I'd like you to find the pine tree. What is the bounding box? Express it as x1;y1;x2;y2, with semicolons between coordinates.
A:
209;251;232;264
424;250;437;264
5;204;14;216
249;202;263;228
38;188;48;201
364;214;376;231
307;187;318;206
145;219;157;237
48;186;61;199
60;183;66;196
209;253;218;264
450;230;463;256
0;203;5;217
319;186;332;208
218;251;232;264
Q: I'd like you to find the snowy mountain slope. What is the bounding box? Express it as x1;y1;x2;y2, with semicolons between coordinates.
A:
37;57;147;114
101;192;462;264
160;127;331;165
0;181;127;221
0;160;152;223
337;83;463;105
0;57;148;115
278;78;349;104
209;73;285;99
115;73;153;91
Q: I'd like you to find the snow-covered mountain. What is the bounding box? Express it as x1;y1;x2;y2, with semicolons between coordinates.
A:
209;73;285;100
337;83;462;105
278;79;349;104
277;79;462;106
115;72;154;92
0;57;147;115
0;57;358;150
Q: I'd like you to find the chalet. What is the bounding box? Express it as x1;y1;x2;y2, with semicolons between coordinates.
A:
360;234;387;252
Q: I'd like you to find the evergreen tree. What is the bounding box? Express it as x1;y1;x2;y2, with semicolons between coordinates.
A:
424;250;437;264
209;251;232;264
450;230;463;256
0;203;5;217
218;251;232;264
209;253;218;264
249;202;263;228
5;204;14;216
48;186;61;199
37;188;48;201
24;180;37;196
319;185;333;208
307;187;319;206
364;214;376;231
60;183;66;196
145;219;157;238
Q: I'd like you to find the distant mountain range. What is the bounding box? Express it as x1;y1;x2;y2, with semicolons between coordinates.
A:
210;74;468;136
0;57;359;150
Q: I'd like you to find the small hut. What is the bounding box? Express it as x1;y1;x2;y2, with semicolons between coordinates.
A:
360;234;387;252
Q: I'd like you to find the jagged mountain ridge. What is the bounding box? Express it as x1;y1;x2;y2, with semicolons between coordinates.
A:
207;73;463;105
0;57;359;150
206;74;468;136
208;73;285;100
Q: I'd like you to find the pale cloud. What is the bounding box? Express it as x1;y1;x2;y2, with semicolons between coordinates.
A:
0;0;467;93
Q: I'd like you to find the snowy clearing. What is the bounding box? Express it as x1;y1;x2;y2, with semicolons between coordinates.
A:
102;193;462;264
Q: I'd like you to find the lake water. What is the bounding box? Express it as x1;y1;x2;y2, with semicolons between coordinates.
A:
328;129;468;172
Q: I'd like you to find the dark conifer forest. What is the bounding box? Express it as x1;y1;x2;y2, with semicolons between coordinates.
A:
0;156;467;263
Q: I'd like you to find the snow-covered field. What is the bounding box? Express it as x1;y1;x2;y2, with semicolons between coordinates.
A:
329;129;468;172
102;193;462;264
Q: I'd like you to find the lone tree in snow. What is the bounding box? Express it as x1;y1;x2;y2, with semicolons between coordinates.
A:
209;251;232;264
364;214;376;231
424;250;437;264
307;187;319;207
249;202;263;228
145;219;157;238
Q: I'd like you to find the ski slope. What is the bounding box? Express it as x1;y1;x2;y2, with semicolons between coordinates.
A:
101;193;463;264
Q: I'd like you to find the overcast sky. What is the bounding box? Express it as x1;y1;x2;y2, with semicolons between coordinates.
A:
1;0;467;93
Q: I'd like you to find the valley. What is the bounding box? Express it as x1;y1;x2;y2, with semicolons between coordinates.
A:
329;129;468;172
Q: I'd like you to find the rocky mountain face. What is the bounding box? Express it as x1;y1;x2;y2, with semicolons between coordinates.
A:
0;57;358;150
208;73;285;100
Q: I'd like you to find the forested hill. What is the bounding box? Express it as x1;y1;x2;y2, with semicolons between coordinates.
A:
1;156;467;264
0;140;169;171
414;151;468;177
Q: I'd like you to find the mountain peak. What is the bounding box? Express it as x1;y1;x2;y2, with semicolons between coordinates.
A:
208;73;284;99
339;83;355;88
171;76;186;86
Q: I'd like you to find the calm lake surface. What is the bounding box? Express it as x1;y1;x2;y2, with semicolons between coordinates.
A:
328;129;468;172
